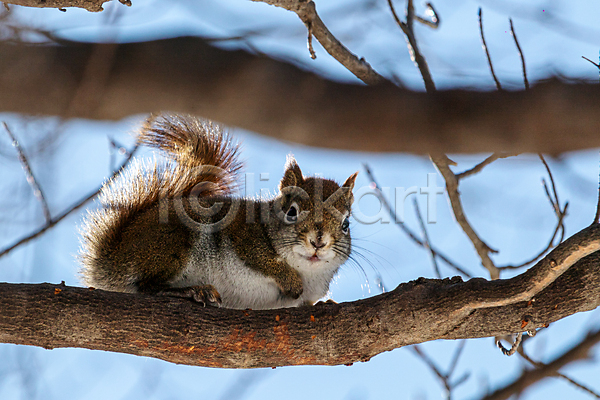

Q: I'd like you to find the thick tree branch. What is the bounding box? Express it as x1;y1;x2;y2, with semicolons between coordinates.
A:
1;224;600;368
2;0;130;12
1;38;599;154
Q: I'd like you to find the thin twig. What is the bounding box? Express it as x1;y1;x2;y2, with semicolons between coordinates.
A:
447;341;466;377
0;144;139;258
411;342;470;400
3;122;51;224
539;155;560;212
498;204;568;271
496;332;523;356
431;154;499;279
413;198;441;278
478;8;502;91
456;152;516;180
509;18;529;90
306;20;316;60
499;156;568;270
412;345;450;395
387;0;436;92
414;2;440;29
582;56;600;69
363;163;472;278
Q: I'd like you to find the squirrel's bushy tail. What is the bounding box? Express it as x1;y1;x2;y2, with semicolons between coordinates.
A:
79;113;242;290
139;113;243;196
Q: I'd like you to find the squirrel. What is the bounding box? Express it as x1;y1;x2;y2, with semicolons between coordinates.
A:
79;113;357;310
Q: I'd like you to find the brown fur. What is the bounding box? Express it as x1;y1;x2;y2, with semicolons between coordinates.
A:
79;114;242;293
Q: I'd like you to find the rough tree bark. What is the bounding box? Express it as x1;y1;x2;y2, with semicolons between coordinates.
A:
0;38;599;155
1;224;600;368
3;0;120;12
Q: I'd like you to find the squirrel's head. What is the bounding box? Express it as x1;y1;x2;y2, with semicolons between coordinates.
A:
272;155;358;274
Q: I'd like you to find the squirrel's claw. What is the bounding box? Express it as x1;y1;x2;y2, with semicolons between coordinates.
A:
157;285;222;307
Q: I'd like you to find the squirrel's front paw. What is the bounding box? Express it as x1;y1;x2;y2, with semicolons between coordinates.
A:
158;285;222;307
277;274;303;299
281;284;303;300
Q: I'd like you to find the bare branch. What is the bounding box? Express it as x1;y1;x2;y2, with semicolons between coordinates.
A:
518;346;600;399
414;2;440;29
498;205;568;271
411;341;468;400
539;155;560;212
431;154;499;279
362;163;472;278
411;345;453;399
478;8;502;91
1;0;129;12
481;329;600;400
582;56;600;69
447;340;466;378
509;18;529;90
3;122;52;224
413;198;441;278
0;144;139;258
499;155;568;270
306;20;316;60
253;0;386;85
387;0;436;92
456;152;516;180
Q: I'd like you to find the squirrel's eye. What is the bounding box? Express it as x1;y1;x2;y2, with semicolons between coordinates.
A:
341;217;350;234
284;203;299;224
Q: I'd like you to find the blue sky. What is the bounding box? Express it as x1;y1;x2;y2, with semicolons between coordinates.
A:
0;1;599;399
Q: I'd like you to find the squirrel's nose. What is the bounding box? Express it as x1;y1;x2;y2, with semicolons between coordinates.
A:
310;239;326;250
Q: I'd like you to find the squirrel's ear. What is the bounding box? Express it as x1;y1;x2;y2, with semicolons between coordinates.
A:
342;172;358;191
342;172;358;203
280;155;304;189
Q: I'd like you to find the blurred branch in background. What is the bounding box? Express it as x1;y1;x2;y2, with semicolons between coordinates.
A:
498;155;568;271
0;39;600;153
410;341;469;400
363;163;472;278
3;122;52;224
481;329;600;400
516;335;600;399
0;141;138;258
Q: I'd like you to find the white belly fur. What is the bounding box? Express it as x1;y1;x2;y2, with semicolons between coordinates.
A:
169;235;340;310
